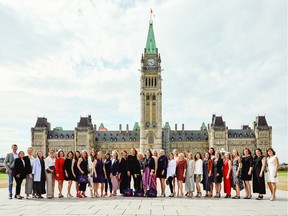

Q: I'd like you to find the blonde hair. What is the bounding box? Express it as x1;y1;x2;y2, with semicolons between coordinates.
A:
178;153;184;159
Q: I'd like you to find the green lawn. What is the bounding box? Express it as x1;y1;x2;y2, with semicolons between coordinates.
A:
0;173;7;180
278;171;288;177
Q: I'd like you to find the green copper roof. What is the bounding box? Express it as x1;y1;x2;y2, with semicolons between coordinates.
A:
133;122;140;131
164;122;171;130
201;122;207;130
99;123;105;129
145;21;157;54
53;127;63;131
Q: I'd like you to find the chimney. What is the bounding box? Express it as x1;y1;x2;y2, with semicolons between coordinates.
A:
119;124;122;133
94;124;97;131
126;124;129;133
182;124;184;131
175;124;177;131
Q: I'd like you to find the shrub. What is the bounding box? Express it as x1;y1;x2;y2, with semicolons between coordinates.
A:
0;167;6;173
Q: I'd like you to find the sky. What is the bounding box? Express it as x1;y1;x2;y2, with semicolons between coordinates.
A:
0;0;287;162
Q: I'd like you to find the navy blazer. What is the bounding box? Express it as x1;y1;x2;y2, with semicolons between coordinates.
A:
111;159;119;176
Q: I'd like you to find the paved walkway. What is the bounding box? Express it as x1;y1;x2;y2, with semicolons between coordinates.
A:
0;182;287;216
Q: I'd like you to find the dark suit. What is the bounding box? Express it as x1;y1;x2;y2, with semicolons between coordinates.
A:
23;156;32;175
14;158;27;196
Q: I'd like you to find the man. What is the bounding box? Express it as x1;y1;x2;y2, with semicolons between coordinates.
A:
24;147;35;199
4;144;18;199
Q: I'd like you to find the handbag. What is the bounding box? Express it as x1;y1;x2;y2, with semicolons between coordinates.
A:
123;188;133;196
78;175;88;184
46;166;55;173
146;189;157;197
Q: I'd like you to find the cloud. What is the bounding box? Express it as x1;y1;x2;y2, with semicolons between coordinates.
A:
0;0;286;162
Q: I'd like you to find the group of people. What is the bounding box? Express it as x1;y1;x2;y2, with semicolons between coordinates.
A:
4;144;279;201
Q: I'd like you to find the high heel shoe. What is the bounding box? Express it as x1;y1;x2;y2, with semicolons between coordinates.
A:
224;194;231;198
198;192;202;198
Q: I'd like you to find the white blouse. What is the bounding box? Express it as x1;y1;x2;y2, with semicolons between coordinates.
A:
44;156;55;170
166;159;176;178
194;159;203;175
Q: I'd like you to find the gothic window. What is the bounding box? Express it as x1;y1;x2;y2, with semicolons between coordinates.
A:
149;77;151;86
148;134;154;144
145;78;148;87
152;95;156;100
146;95;150;100
154;77;157;87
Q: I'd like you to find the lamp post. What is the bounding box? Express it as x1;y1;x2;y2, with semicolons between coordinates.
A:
220;148;226;156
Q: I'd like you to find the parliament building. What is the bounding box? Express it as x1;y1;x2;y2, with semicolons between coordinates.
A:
31;20;272;156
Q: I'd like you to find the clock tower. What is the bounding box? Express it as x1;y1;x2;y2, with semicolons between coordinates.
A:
139;20;162;153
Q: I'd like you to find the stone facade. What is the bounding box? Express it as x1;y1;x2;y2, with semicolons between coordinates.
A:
31;20;272;156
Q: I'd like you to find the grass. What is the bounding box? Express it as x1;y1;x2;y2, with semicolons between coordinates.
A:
0;173;7;180
278;171;288;177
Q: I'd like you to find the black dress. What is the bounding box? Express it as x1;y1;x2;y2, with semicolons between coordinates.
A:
64;158;75;180
241;156;253;181
78;159;88;191
156;155;168;178
252;156;266;194
119;157;128;193
212;158;223;183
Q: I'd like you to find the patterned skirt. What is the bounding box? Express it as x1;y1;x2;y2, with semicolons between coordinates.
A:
142;167;157;190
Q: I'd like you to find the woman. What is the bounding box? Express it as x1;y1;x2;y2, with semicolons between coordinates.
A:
142;149;156;196
212;151;223;198
194;152;203;198
166;152;176;197
88;149;96;197
111;150;120;196
157;149;168;197
176;153;187;198
172;149;179;195
232;149;244;199
119;150;128;194
64;151;74;197
45;149;55;199
127;148;141;191
208;147;215;194
202;152;212;198
185;153;195;198
24;147;34;199
55;150;65;198
32;151;46;199
223;152;232;198
266;148;279;201
241;148;253;199
14;151;27;199
93;151;106;197
253;148;266;200
104;152;112;197
72;150;81;197
77;150;89;198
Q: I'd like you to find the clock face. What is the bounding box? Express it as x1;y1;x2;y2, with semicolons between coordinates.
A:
147;58;155;66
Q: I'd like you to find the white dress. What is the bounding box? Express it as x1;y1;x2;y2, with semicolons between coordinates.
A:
266;156;278;183
185;160;195;192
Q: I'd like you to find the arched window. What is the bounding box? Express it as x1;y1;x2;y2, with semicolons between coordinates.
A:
145;78;147;87
148;133;154;144
154;77;157;87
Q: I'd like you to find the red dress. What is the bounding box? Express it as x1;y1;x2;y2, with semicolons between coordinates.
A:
223;160;231;195
176;159;187;181
55;157;65;181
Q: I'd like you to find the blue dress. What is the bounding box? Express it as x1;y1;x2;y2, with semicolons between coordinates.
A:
93;159;105;183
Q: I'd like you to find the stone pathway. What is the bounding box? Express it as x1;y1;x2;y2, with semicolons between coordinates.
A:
0;182;287;216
